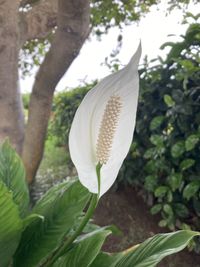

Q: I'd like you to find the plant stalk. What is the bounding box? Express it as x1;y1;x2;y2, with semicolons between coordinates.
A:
42;164;102;266
42;193;98;266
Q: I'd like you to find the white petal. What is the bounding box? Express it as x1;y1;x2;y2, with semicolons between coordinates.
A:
69;43;141;196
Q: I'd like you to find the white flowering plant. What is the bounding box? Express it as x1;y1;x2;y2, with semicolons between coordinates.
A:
0;45;199;267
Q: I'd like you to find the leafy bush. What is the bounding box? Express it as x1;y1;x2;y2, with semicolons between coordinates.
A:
119;22;200;251
50;83;96;147
133;23;200;233
50;23;200;250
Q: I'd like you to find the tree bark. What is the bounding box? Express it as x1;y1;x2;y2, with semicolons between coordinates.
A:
22;0;90;183
0;0;24;154
19;0;57;46
20;0;41;7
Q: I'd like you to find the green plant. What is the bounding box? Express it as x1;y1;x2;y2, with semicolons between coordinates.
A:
1;43;200;261
0;140;199;267
135;22;200;235
3;44;200;262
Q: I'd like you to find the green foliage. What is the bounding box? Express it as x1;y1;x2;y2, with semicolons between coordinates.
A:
40;136;68;171
114;231;199;267
90;0;158;35
183;181;200;201
0;140;29;217
132;22;200;236
49;83;96;149
0;181;23;267
52;228;111;267
91;231;200;267
90;252;123;267
185;134;199;151
20;39;50;78
14;179;91;267
0;140;198;266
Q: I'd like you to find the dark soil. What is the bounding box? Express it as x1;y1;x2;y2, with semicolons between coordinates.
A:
94;186;200;267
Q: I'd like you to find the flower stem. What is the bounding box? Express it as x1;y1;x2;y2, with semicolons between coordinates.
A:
41;194;98;267
42;193;98;267
42;165;102;267
96;162;102;198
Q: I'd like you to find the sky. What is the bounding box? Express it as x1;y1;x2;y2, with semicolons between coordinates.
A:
20;2;198;93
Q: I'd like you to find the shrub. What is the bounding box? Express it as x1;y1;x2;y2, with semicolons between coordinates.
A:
120;23;200;250
49;83;96;147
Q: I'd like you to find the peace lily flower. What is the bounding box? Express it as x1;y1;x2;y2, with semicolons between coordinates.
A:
69;43;141;197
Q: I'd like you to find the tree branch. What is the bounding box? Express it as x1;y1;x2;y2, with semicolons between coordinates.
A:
19;0;58;46
22;0;90;183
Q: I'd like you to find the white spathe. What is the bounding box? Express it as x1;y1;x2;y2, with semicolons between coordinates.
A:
69;43;141;196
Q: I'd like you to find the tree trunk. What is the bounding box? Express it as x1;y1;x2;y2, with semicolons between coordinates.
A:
22;0;90;183
0;0;24;154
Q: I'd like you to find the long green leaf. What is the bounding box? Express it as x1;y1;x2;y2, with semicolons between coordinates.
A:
53;228;111;267
115;230;199;267
89;252;123;267
0;140;29;217
13;179;91;267
0;181;23;267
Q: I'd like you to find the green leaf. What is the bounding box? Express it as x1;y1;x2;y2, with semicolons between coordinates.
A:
168;173;182;191
144;175;157;192
183;181;200;200
144;148;155;159
164;94;175;107
180;159;195;171
150;116;165;130
163;204;173;217
0;181;23;267
150;204;162;215
115;231;200;267
0;140;29;217
173;203;189;218
14;179;91;267
90;252;123;267
22;213;44;230
158;220;167;228
167;190;173;203
155;186;168;198
181;223;191;231
150;135;164;147
171;141;185;158
180;59;195;71
53;228;111;267
165;42;186;62
160;41;175;50
185;134;199;151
